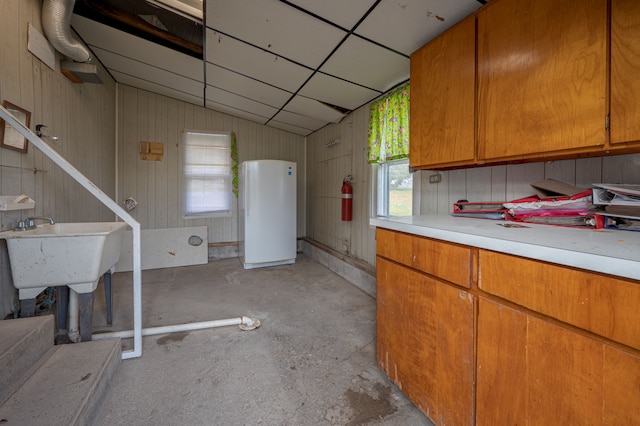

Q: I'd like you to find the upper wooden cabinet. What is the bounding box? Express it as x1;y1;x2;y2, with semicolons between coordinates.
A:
409;0;640;168
610;0;640;145
410;15;475;169
477;0;607;161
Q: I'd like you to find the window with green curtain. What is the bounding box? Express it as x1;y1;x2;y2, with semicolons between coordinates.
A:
367;82;410;164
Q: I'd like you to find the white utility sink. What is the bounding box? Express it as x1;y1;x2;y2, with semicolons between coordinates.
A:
1;222;127;299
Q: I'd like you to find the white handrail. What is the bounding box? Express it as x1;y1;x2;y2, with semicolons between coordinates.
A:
0;104;142;359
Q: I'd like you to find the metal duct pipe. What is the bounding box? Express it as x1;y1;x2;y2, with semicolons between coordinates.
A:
42;0;91;63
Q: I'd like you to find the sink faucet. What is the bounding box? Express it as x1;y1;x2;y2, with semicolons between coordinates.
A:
27;216;55;226
15;216;55;231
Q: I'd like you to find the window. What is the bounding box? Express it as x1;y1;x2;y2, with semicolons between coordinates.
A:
182;130;232;218
368;83;413;217
373;159;413;216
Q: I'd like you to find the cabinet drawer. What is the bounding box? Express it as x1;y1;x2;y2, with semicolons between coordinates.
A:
478;250;640;350
376;228;475;288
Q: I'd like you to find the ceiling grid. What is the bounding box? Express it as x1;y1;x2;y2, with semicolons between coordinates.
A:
72;0;485;136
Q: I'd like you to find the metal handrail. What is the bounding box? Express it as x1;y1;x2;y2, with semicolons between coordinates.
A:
0;104;142;359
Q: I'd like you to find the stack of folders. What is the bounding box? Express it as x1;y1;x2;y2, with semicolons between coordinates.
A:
592;184;640;232
452;201;510;220
502;191;601;228
451;180;640;230
500;179;600;228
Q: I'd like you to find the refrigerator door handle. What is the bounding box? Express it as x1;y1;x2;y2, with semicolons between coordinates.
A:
246;170;250;218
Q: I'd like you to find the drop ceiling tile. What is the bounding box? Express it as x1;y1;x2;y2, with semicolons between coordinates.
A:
205;85;279;119
112;71;204;106
72;15;203;81
267;120;314;136
285;95;346;124
205;100;270;125
355;0;482;55
271;110;326;132
298;73;380;111
285;0;378;30
206;28;313;93
320;36;409;92
93;47;203;96
206;0;346;69
206;63;292;108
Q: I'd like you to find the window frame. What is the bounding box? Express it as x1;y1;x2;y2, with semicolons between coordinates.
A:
182;129;233;219
370;158;415;218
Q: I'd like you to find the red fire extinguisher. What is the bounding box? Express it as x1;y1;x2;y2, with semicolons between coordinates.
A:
341;175;353;221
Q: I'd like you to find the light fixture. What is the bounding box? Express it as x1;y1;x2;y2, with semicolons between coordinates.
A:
326;138;341;147
35;124;59;142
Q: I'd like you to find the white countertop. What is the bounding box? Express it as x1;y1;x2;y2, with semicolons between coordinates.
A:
370;215;640;281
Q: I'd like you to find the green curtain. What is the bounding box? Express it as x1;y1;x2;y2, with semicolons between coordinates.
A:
231;132;239;197
367;83;410;164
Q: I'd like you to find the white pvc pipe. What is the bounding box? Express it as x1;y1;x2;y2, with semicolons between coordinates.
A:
68;289;80;343
92;316;259;340
114;83;119;219
0;105;142;359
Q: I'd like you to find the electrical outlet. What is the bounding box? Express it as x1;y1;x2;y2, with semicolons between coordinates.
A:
429;174;442;184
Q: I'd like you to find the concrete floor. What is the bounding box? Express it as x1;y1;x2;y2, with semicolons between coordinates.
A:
90;254;434;426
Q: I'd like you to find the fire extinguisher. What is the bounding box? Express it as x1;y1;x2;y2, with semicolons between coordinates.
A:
341;175;353;221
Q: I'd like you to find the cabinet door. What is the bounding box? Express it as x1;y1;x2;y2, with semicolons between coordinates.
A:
376;258;474;425
410;15;475;169
477;0;606;160
610;0;640;144
477;298;640;425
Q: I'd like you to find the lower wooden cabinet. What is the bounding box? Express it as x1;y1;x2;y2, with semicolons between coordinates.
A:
376;257;474;425
375;228;640;425
476;298;640;425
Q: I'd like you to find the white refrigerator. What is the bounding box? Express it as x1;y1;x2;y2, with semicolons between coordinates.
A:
238;160;297;269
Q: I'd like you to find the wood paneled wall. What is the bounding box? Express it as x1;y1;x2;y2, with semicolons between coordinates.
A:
0;0;117;318
306;106;377;266
116;85;306;244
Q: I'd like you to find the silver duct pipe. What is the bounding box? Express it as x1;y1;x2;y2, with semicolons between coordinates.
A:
42;0;91;63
